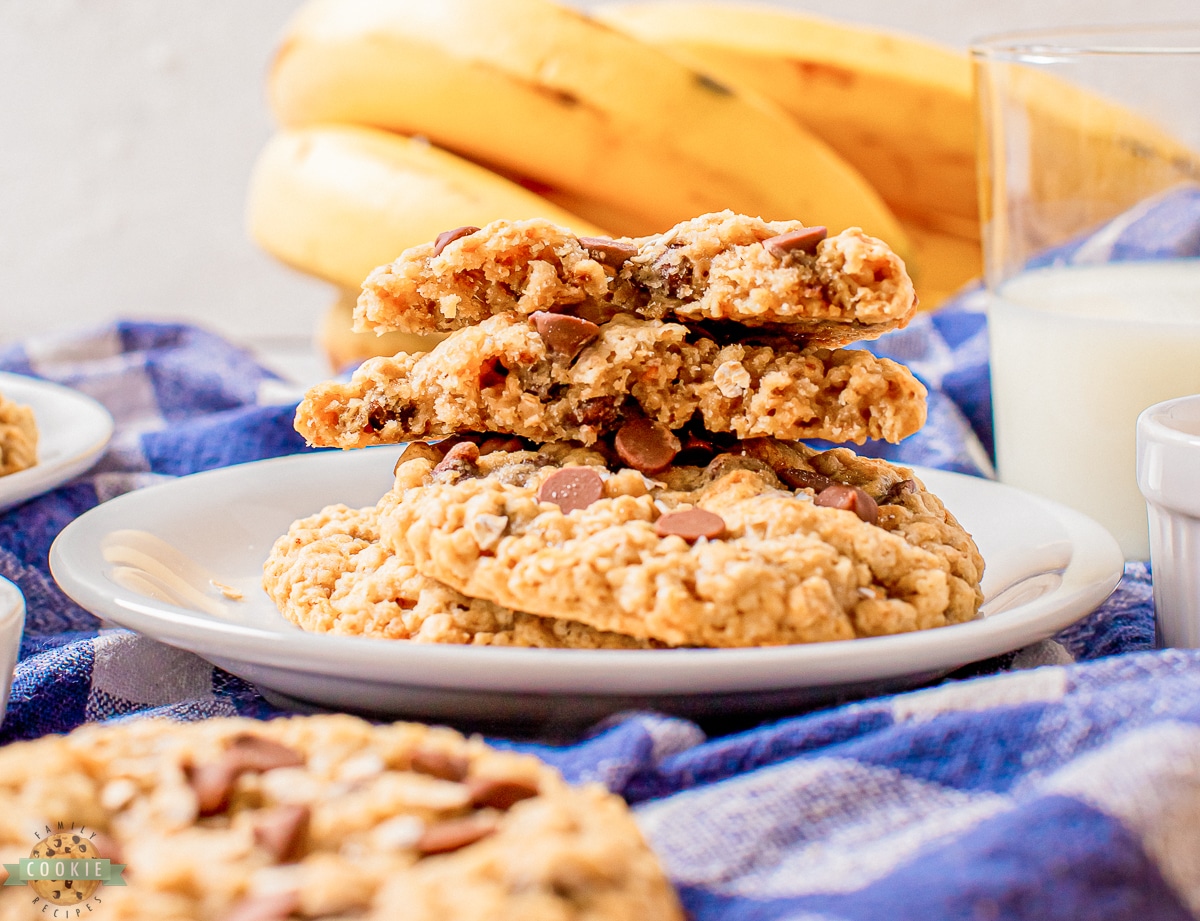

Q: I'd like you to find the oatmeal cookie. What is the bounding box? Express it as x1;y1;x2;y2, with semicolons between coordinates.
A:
356;211;917;345
263;501;653;648
0;391;36;476
0;715;682;921
379;439;983;648
294;312;926;449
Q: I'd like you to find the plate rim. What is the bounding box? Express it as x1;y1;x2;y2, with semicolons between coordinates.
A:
0;370;114;512
49;447;1126;698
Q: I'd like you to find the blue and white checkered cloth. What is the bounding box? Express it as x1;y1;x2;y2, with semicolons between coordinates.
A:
3;188;1200;918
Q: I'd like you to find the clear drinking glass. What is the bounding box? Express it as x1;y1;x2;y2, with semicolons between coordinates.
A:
972;26;1200;559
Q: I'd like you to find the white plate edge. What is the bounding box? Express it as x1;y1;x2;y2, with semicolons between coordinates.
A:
48;451;1126;696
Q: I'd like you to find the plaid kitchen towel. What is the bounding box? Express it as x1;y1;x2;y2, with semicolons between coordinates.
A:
2;183;1199;920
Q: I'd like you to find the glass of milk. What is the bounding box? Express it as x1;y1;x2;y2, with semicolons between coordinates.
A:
972;26;1200;560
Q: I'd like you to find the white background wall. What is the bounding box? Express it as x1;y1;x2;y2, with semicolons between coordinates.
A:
1;0;1195;353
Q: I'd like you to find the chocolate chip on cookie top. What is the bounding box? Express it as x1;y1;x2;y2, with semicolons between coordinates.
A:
536;466;605;513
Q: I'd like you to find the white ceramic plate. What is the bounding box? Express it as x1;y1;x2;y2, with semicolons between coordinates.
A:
0;371;114;513
49;448;1124;730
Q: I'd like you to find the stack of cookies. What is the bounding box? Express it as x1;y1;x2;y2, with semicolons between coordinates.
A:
267;211;984;648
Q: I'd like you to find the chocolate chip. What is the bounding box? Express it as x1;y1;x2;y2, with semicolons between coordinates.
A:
577;236;639;267
764;226;827;258
886;478;918;501
417;815;499;855
394;441;444;473
188;736;305;816
187;762;239;817
614;418;681;474
431;225;480;257
409;748;470;783
227;735;306;773
655;508;726;541
778;467;833;492
433;441;480;473
252;805;309;863
467;776;541;811
530;311;601;360
815;483;879;525
536;467;604;513
217;891;301;921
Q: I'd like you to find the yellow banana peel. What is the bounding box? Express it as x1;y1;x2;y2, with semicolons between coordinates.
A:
246;124;607;291
268;0;909;255
320;288;447;370
901;222;982;309
597;1;976;244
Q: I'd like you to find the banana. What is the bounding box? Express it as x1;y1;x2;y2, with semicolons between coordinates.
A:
320;288;447;370
247;124;608;291
596;1;977;243
901;222;981;309
267;0;909;255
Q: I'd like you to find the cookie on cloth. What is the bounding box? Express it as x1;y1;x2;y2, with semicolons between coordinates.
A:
0;715;683;920
0;391;36;476
294;311;926;450
379;438;984;648
263;501;655;649
356;210;917;345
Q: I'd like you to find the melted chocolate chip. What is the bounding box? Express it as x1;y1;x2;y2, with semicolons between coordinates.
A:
778;467;834;492
478;358;508;389
675;431;719;466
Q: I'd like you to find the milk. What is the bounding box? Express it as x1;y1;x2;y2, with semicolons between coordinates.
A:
989;260;1200;560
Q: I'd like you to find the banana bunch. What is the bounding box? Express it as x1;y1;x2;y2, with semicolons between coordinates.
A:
246;0;993;364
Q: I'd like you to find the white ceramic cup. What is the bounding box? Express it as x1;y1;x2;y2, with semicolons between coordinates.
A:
0;576;25;722
1137;394;1200;647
